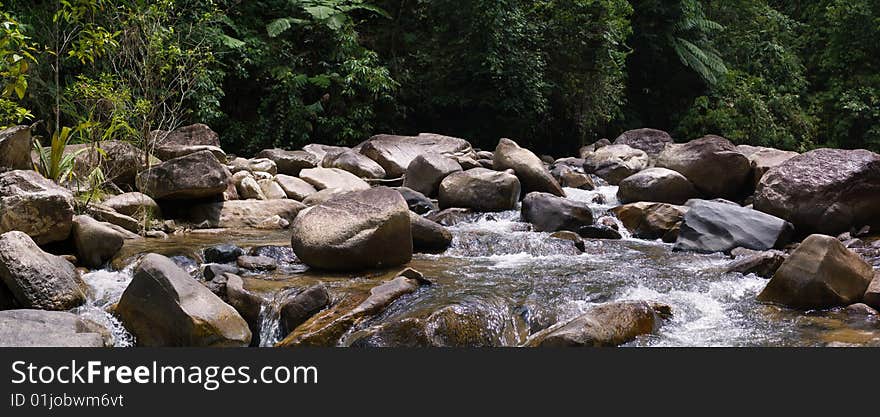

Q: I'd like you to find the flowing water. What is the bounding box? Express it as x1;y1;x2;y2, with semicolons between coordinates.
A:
80;185;880;347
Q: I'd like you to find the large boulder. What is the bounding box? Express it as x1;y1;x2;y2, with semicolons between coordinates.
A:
521;192;593;233
291;187;412;271
0;310;105;347
753;148;880;236
0;231;85;310
583;144;649;185
394;187;436;214
674;200;794;254
613;128;674;156
403;153;462;197
656;135;751;198
116;253;252;347
493;138;565;197
611;202;687;241
526;301;662;347
298;167;370;192
745;147;799;187
301;144;348;165
0;125;32;172
71;215;129;268
154;144;226;163
151;123;220;147
0;170;74;244
617;167;698;205
757;234;874;309
864;272;880;310
136;150;231;200
410;212;453;253
275;174;317;201
438;168;520;212
322;149;386;179
359;133;473;177
101;192;160;218
187;200;305;229
255;149;318;176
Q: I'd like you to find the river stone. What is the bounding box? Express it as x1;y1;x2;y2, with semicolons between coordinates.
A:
410;212;453;253
102;192;160;218
617;167;698;205
561;170;595;190
236;255;277;271
521;192;593;233
155;144;226;163
578;138;612;158
117;253;252;347
613;128;674;156
550;231;586;252
258;179;287;200
255;149;318;176
757;234;874;309
864;272;880;310
656;135;751;198
753;148;880;236
675;200;794;254
494;138;565;197
322;149;386;179
393;187;435;214
578;225;623;240
187;200;305;229
0;125;32;172
229;157;277;175
746;147;799;187
237;175;265;200
438;168;521;212
301;144;347;166
152;123;220;147
291;187;412;271
583;144;650;185
612;202;688;240
87;203;141;234
280;285;331;335
223;273;264;345
526;301;662;347
301;188;347;206
203;264;240;281
274;174;317;201
358;133;474;177
204;244;245;264
71;215;126;268
136;150;231;200
0;310;106;347
0;170;75;244
403;153;462;197
0;231;85;310
724;250;787;278
299;167;370;192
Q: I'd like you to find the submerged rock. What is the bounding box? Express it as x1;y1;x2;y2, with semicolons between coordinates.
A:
526;301;664;347
0;231;85;311
0;310;106;347
521;192;593;233
674;200;794;254
438;168;521;212
136;150;231;200
657;135;750;198
0;170;75;244
724;250;787;279
493;138;565;197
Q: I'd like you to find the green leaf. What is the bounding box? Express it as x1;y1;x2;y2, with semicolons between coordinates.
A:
303;6;337;20
266;18;292;38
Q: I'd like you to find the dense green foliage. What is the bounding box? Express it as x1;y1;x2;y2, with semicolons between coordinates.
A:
1;0;878;155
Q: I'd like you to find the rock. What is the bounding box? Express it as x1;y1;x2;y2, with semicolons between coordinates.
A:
656;135;751;198
493;138;565;196
0;125;32;172
0;310;106;347
71;215;127;268
757;234;874;309
0;170;75;244
560;170;595;190
583;144;649;185
578;225;622;240
280;285;331;335
229;157;277;175
410;212;453;253
291;187;412;271
186;200;305;229
222;273;264;345
102;192;160;218
845;303;878;317
301;188;346;206
87;204;142;233
258;179;287;200
612;202;686;240
152;123;220;147
236;174;265;200
393;187;435;214
746;147;799;187
521;192;593;233
617;167;698;205
438;168;521;212
202;263;240;281
674;200;794;254
403;153;462;197
865;272;880;310
116;254;252;347
358;133;473;177
301;144;347;165
753;148;880;236
613;128;674;156
204;244;245;264
322;149;386;179
578;138;612;158
526;301;662;347
274;174;317;201
40;141;151;188
299;167;371;192
426;208;473;226
136;150;231;200
550;231;586;252
0;231;85;310
724;250;787;278
155;144;226;164
255;149;318;176
236;255;277;271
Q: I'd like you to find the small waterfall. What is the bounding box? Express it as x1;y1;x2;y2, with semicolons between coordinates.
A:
77;265;138;347
257;294;286;347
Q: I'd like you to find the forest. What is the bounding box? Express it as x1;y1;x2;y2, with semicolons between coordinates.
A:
1;0;878;156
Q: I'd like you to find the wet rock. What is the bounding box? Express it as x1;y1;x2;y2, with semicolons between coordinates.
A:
0;310;105;347
0;231;85;310
560;170;595;190
358;133;473;177
403;153;462;197
845;303;878;317
236;255;277;271
255;149;318;176
861;271;880;310
612;202;687;240
583;144;649;185
299;167;370;191
102;192;160;218
439;168;521;212
0;125;33;172
757;234;874;309
410;212;453;253
187;200;305;229
274;174;317;201
423;303;513;347
223;273;264;346
258;179;287;200
724;250;787;278
0;170;74;244
203;263;240;281
204;244;244;264
746;147;799;187
617;167;698;205
426;208;473;226
494;138;565;196
291;187;412;271
71;215;129;268
136;150;231;200
393;187;435;214
753;148;880;236
578;225;622;240
550;231;586;252
526;300;662;347
521;192;593;233
117;253;251;347
675;200;794;254
612;128;674;156
657;135;750;198
280;285;331;335
322;149;386;179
